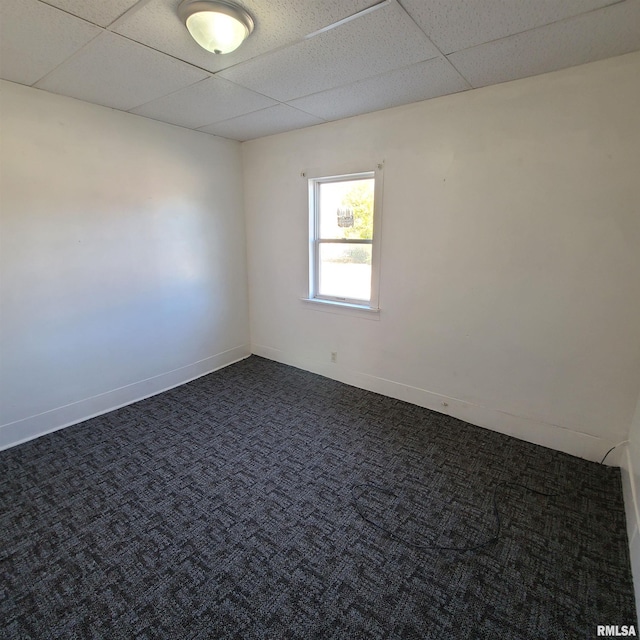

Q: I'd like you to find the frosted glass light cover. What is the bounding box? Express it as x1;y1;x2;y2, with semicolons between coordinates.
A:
186;11;248;54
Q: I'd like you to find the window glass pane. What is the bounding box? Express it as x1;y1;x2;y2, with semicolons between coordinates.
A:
318;243;372;301
319;178;374;240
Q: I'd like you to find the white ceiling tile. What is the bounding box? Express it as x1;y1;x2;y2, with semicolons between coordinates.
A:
218;1;439;101
401;0;623;54
114;0;376;73
448;1;640;88
198;105;324;141
40;0;141;27
130;77;278;129
4;0;639;139
288;58;470;121
0;0;101;86
34;32;208;111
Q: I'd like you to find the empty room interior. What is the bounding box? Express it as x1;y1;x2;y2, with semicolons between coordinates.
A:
1;0;640;637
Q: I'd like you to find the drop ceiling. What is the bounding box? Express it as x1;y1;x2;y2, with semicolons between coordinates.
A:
1;0;639;141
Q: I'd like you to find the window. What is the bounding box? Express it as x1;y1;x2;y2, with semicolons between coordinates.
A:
308;167;382;310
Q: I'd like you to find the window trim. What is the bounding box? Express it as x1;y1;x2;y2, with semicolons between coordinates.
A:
306;165;383;311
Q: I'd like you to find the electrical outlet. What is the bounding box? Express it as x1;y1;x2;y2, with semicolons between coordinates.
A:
331;351;337;363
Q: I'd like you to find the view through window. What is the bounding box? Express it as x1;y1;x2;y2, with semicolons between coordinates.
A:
309;172;377;306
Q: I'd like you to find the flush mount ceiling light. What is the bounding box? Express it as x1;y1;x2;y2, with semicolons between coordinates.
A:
178;0;254;55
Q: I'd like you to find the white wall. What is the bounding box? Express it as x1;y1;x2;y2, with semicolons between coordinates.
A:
243;51;640;462
0;81;250;449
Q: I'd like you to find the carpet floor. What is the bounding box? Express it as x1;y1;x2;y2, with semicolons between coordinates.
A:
1;355;636;639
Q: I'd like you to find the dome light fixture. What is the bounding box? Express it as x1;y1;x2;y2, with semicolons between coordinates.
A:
178;0;254;55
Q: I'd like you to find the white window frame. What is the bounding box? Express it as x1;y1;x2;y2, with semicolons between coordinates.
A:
306;165;383;311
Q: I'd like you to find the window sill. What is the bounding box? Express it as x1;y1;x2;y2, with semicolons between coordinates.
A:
301;297;380;319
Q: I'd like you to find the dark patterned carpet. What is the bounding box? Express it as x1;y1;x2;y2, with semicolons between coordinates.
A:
1;356;636;639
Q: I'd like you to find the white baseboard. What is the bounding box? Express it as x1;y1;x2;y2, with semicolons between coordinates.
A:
251;344;610;463
0;344;251;451
621;448;640;627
